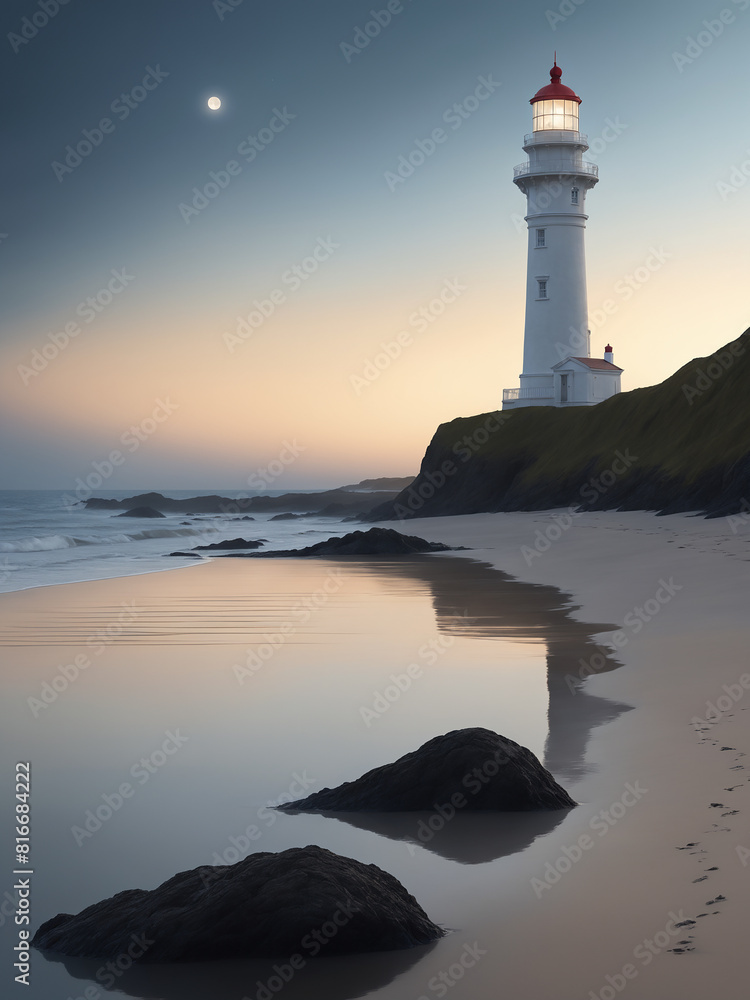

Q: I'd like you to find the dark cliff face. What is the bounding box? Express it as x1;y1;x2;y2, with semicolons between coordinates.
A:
368;329;750;521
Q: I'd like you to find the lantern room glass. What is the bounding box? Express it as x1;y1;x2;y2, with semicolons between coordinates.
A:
532;99;579;132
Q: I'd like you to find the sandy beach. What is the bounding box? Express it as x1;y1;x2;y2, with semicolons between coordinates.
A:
2;508;749;1000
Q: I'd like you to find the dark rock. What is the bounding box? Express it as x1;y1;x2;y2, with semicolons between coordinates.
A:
233;516;255;521
115;507;166;519
194;538;264;551
231;527;462;558
31;846;443;961
83;482;406;517
278;728;575;813
270;513;303;521
339;477;416;492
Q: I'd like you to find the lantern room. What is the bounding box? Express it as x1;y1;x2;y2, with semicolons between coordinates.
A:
530;61;581;132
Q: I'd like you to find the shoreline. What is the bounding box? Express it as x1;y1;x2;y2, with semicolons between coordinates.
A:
2;508;748;998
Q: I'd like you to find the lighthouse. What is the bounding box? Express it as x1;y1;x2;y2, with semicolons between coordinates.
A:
502;60;622;409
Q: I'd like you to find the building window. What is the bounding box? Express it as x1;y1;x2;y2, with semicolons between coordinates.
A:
537;279;548;299
571;187;579;205
536;228;546;248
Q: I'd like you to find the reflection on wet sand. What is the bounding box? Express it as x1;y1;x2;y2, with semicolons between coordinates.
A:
343;556;632;781
22;553;632;1000
44;940;439;1000
312;808;571;864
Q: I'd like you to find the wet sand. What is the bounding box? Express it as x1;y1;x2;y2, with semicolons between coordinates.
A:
1;509;748;999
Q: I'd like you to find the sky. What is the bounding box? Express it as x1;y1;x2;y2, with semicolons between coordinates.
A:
2;0;749;490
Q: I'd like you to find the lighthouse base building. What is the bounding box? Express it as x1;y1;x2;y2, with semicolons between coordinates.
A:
502;61;623;410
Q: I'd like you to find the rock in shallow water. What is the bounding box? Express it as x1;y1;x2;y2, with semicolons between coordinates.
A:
278;728;576;812
31;846;443;961
229;527;463;558
115;506;165;518
194;537;265;550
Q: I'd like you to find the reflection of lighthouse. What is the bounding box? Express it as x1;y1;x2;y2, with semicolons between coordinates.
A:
503;60;622;409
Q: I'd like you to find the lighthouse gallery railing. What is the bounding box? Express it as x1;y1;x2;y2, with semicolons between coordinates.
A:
513;161;599;180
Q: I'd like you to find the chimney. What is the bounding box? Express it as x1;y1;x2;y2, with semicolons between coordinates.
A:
604;344;614;364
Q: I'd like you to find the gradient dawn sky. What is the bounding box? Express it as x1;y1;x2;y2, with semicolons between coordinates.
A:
2;0;749;490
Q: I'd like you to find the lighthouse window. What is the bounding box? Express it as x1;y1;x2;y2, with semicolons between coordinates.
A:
571;188;579;205
536;229;546;248
533;99;579;132
537;279;548;299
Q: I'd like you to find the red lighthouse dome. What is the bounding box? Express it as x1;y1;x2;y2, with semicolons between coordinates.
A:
530;59;581;132
530;60;582;105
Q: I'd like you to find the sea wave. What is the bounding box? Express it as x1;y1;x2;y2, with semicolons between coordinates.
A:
0;528;204;553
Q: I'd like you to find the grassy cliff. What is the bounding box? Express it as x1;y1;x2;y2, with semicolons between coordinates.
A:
370;329;750;521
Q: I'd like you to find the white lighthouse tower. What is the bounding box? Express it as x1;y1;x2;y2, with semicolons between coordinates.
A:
503;60;622;409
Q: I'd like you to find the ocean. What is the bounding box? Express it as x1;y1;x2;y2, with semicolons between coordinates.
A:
0;489;351;594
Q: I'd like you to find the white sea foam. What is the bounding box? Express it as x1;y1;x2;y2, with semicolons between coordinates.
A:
0;527;203;553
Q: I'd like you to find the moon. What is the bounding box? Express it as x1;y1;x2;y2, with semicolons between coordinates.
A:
207;96;221;111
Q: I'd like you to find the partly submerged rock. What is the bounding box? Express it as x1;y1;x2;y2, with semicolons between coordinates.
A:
31;846;443;962
115;507;166;519
231;527;462;558
279;728;576;813
194;538;265;551
270;512;304;521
